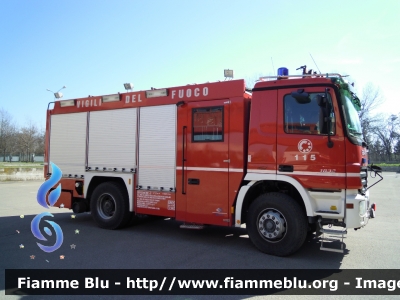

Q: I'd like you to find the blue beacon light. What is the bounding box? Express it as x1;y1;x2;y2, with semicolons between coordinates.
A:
277;67;289;77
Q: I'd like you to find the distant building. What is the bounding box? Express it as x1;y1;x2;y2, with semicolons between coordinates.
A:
34;156;44;162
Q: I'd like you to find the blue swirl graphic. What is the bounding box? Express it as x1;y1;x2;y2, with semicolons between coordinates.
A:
31;212;64;253
37;162;62;208
32;161;64;253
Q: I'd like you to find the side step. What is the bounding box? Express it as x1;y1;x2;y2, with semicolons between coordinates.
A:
180;223;204;230
319;228;347;253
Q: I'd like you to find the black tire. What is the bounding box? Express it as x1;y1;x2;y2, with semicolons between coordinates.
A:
308;223;318;234
247;192;308;256
307;223;322;239
90;182;132;229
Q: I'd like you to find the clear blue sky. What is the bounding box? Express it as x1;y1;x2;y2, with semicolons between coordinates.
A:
1;0;399;128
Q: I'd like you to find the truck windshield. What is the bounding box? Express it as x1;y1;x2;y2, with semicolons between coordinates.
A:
341;90;362;137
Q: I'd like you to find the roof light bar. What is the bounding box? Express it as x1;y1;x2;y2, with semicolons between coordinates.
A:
145;89;168;98
59;100;75;107
102;94;120;103
259;73;348;80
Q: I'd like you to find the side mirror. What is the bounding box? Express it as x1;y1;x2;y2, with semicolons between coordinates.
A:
316;92;334;148
316;95;326;107
318;95;331;135
369;165;382;173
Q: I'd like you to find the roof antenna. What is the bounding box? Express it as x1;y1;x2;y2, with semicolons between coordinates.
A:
310;53;321;74
271;57;275;75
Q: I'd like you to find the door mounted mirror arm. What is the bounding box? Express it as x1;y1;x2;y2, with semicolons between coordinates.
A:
325;88;334;148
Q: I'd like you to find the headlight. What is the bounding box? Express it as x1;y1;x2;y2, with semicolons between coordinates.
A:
359;200;366;216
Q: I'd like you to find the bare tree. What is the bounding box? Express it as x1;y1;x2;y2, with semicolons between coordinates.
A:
372;114;400;161
0;108;17;162
369;140;385;162
394;139;400;161
358;83;385;145
17;121;39;162
36;128;45;156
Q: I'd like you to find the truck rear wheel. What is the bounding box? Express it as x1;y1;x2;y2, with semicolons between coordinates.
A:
90;182;131;229
247;192;307;256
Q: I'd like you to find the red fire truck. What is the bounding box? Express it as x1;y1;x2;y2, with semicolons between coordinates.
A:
44;67;381;256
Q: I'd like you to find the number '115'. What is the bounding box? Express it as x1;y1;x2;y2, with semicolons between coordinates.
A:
295;154;316;161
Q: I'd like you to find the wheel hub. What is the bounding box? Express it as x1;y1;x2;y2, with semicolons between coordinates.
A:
258;210;286;240
98;194;116;219
103;200;114;214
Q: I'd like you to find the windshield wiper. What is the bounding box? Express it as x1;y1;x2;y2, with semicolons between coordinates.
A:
348;128;362;136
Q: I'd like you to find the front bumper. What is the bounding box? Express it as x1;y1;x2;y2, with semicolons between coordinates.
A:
345;189;374;229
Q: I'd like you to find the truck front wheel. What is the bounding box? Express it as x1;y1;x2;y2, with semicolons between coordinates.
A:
247;192;307;256
90;182;131;229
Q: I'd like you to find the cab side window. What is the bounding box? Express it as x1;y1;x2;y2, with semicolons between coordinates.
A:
192;106;224;142
284;93;335;135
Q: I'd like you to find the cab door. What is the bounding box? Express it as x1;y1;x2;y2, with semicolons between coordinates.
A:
276;87;346;190
183;100;230;226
